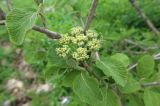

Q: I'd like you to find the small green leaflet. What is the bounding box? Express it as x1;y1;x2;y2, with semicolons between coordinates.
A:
73;72;103;105
96;57;128;86
6;8;38;45
136;55;155;78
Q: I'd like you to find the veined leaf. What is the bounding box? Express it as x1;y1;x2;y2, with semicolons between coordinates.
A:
47;43;67;68
124;94;144;106
111;53;130;67
73;72;103;105
62;70;80;87
6;8;38;45
144;89;160;106
136;55;155;78
119;74;141;94
96;88;121;106
96;57;128;86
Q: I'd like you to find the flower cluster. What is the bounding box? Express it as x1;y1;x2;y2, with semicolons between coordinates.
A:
56;27;101;61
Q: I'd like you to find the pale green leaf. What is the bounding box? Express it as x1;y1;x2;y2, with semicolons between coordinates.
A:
73;72;103;105
144;89;160;106
96;88;121;106
6;8;38;44
149;71;160;82
96;57;128;86
124;94;144;106
119;74;141;94
62;71;80;87
111;53;130;67
137;55;155;78
47;43;67;68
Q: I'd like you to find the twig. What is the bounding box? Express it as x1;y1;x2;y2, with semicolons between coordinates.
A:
95;52;100;60
83;61;107;86
84;0;98;33
5;0;13;11
84;0;100;60
153;53;160;58
0;20;61;39
39;4;47;28
142;81;160;87
39;12;46;28
129;0;160;36
0;8;5;20
128;52;160;71
128;63;137;71
0;20;5;25
32;26;61;39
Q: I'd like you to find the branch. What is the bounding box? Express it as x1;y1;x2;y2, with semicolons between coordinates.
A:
5;0;13;11
129;0;160;36
84;0;98;32
39;4;47;28
128;52;160;71
142;81;160;87
0;8;5;20
32;26;61;39
0;20;61;39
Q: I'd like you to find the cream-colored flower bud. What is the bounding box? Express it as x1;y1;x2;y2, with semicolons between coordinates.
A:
87;39;101;51
59;34;71;45
56;45;70;58
72;35;88;45
70;27;83;35
72;47;89;61
87;30;98;38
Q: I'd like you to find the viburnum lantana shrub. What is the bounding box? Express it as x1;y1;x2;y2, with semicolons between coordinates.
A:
2;0;160;106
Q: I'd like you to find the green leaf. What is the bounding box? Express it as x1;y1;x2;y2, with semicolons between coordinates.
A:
119;74;141;94
136;55;155;78
149;71;160;82
96;88;121;106
6;8;38;45
43;65;66;84
66;59;83;70
111;53;130;67
142;71;160;83
144;89;160;106
23;41;46;64
47;43;67;68
62;70;80;87
96;57;128;86
73;72;103;105
124;94;144;106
